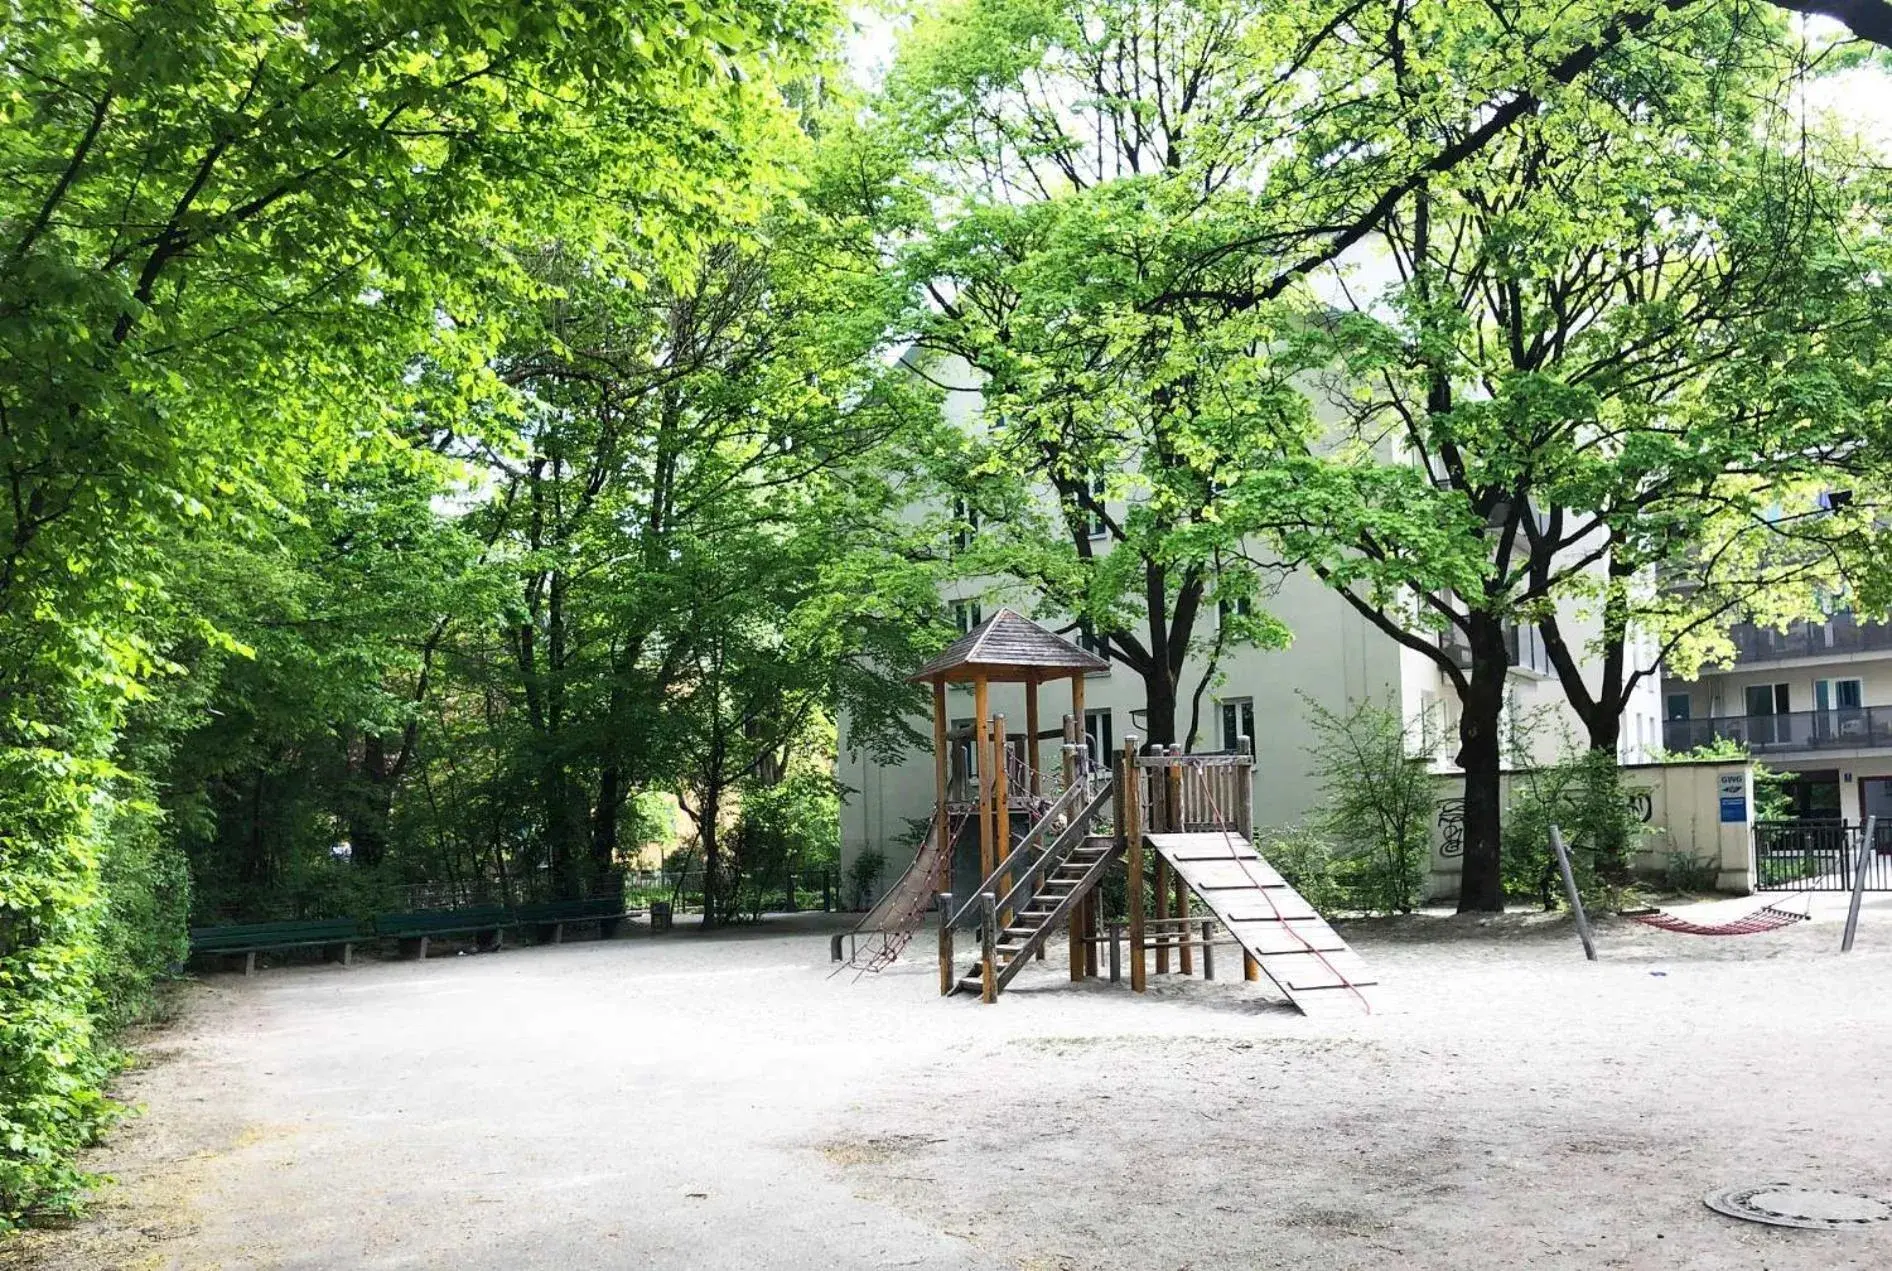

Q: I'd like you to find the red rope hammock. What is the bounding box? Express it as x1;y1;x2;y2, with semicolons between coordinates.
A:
1628;905;1809;936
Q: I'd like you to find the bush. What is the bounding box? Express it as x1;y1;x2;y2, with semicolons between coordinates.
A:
1303;697;1432;915
1256;824;1348;917
847;848;887;910
723;771;840;921
1663;851;1721;894
1502;750;1647;911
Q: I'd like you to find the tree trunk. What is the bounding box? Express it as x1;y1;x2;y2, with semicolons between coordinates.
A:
591;764;622;884
1455;612;1510;913
345;732;394;871
1141;670;1179;748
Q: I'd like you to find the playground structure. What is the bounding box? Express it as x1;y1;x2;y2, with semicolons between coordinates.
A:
836;609;1379;1016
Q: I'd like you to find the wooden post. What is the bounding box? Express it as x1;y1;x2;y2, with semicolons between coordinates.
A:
1123;736;1145;992
1244;950;1261;981
1025;678;1042;797
1201;921;1215;980
1108;920;1122;982
1175;856;1193;976
993;713;1011;926
1071;673;1087;770
938;891;955;996
975;678;993;884
933;681;950;893
1153;753;1171;974
1167;748;1190;975
1064;720;1086;982
1084;892;1098;977
980;891;998;1003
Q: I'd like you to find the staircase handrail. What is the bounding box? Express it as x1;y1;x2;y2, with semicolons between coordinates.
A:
945;776;1091;930
993;835;1122;995
991;784;1114;924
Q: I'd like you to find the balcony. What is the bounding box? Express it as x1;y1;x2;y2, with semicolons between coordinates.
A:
1720;614;1892;666
1664;708;1892;756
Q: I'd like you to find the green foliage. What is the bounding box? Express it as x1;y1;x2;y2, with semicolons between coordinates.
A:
1502;751;1648;911
1303;698;1433;915
1253;825;1348;920
0;0;842;1224
847;849;888;911
1663;852;1722;895
724;772;841;921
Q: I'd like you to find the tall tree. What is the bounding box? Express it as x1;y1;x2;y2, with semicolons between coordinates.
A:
1239;16;1890;908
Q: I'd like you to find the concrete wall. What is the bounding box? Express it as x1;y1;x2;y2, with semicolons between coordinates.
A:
1424;759;1757;901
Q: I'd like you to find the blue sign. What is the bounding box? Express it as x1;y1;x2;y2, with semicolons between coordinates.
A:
1718;773;1747;823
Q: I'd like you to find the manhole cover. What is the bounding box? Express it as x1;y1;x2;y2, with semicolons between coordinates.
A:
1705;1184;1892;1230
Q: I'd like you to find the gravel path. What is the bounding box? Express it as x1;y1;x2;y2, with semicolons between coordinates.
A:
5;897;1892;1270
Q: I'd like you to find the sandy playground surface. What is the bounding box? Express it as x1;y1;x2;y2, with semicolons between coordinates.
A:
4;893;1892;1270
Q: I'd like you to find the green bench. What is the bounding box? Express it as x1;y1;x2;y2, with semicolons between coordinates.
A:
374;905;512;959
190;918;363;975
512;895;631;944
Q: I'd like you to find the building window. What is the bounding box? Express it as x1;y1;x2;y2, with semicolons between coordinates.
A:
1219;698;1255;753
1218;595;1253;625
1077;627;1111;661
1665;692;1691;721
1745;683;1790;716
952;600;982;635
1817;677;1863;711
1083;709;1113;768
951;496;979;554
1503;619;1554;676
1085;473;1108;538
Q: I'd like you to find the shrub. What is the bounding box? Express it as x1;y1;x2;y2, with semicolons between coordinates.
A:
1302;697;1433;915
847;848;887;910
1502;750;1647;911
1256;824;1348;917
1663;851;1722;894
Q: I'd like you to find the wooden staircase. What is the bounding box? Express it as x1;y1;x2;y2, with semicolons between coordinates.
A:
940;782;1114;1002
952;835;1117;997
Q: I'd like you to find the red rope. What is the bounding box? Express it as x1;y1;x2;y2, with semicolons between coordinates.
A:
1630;905;1808;936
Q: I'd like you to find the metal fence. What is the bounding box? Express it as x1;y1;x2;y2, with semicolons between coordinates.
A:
1754;820;1892;891
1724;615;1892;665
1664;708;1892;756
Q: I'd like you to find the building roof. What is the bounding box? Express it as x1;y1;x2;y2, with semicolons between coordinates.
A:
909;608;1109;684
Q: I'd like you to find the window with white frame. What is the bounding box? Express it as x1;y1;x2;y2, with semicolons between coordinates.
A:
951;495;980;554
1085;473;1109;538
952;599;982;635
1219;698;1255;753
1083;709;1113;767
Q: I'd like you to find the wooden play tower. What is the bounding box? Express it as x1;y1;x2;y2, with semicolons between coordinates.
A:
836;609;1378;1016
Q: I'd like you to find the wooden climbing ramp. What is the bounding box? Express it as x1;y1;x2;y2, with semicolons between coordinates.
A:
1145;831;1380;1016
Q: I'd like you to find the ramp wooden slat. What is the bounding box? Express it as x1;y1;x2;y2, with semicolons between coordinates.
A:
1145;832;1379;1016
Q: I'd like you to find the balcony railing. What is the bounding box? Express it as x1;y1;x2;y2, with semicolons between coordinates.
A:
1664;708;1892;755
1722;615;1892;665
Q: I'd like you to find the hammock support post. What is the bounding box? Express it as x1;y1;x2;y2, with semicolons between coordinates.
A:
1842;814;1877;954
1549;824;1597;962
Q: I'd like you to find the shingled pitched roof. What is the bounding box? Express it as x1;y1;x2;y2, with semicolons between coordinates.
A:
909;607;1109;684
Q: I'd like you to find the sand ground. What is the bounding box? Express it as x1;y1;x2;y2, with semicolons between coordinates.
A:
4;894;1892;1270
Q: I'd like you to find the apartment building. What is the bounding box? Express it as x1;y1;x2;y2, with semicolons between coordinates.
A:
838;358;1665;883
1663;611;1892;824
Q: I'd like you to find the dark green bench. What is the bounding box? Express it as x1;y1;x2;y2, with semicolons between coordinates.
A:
374;905;512;959
190;918;363;975
512;896;632;944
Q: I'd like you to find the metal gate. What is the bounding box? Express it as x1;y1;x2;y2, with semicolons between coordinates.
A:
1755;820;1892;891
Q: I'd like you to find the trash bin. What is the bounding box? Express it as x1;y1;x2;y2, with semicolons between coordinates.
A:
649;900;673;934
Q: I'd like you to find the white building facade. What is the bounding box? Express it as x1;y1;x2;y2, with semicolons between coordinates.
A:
838;361;1665;889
